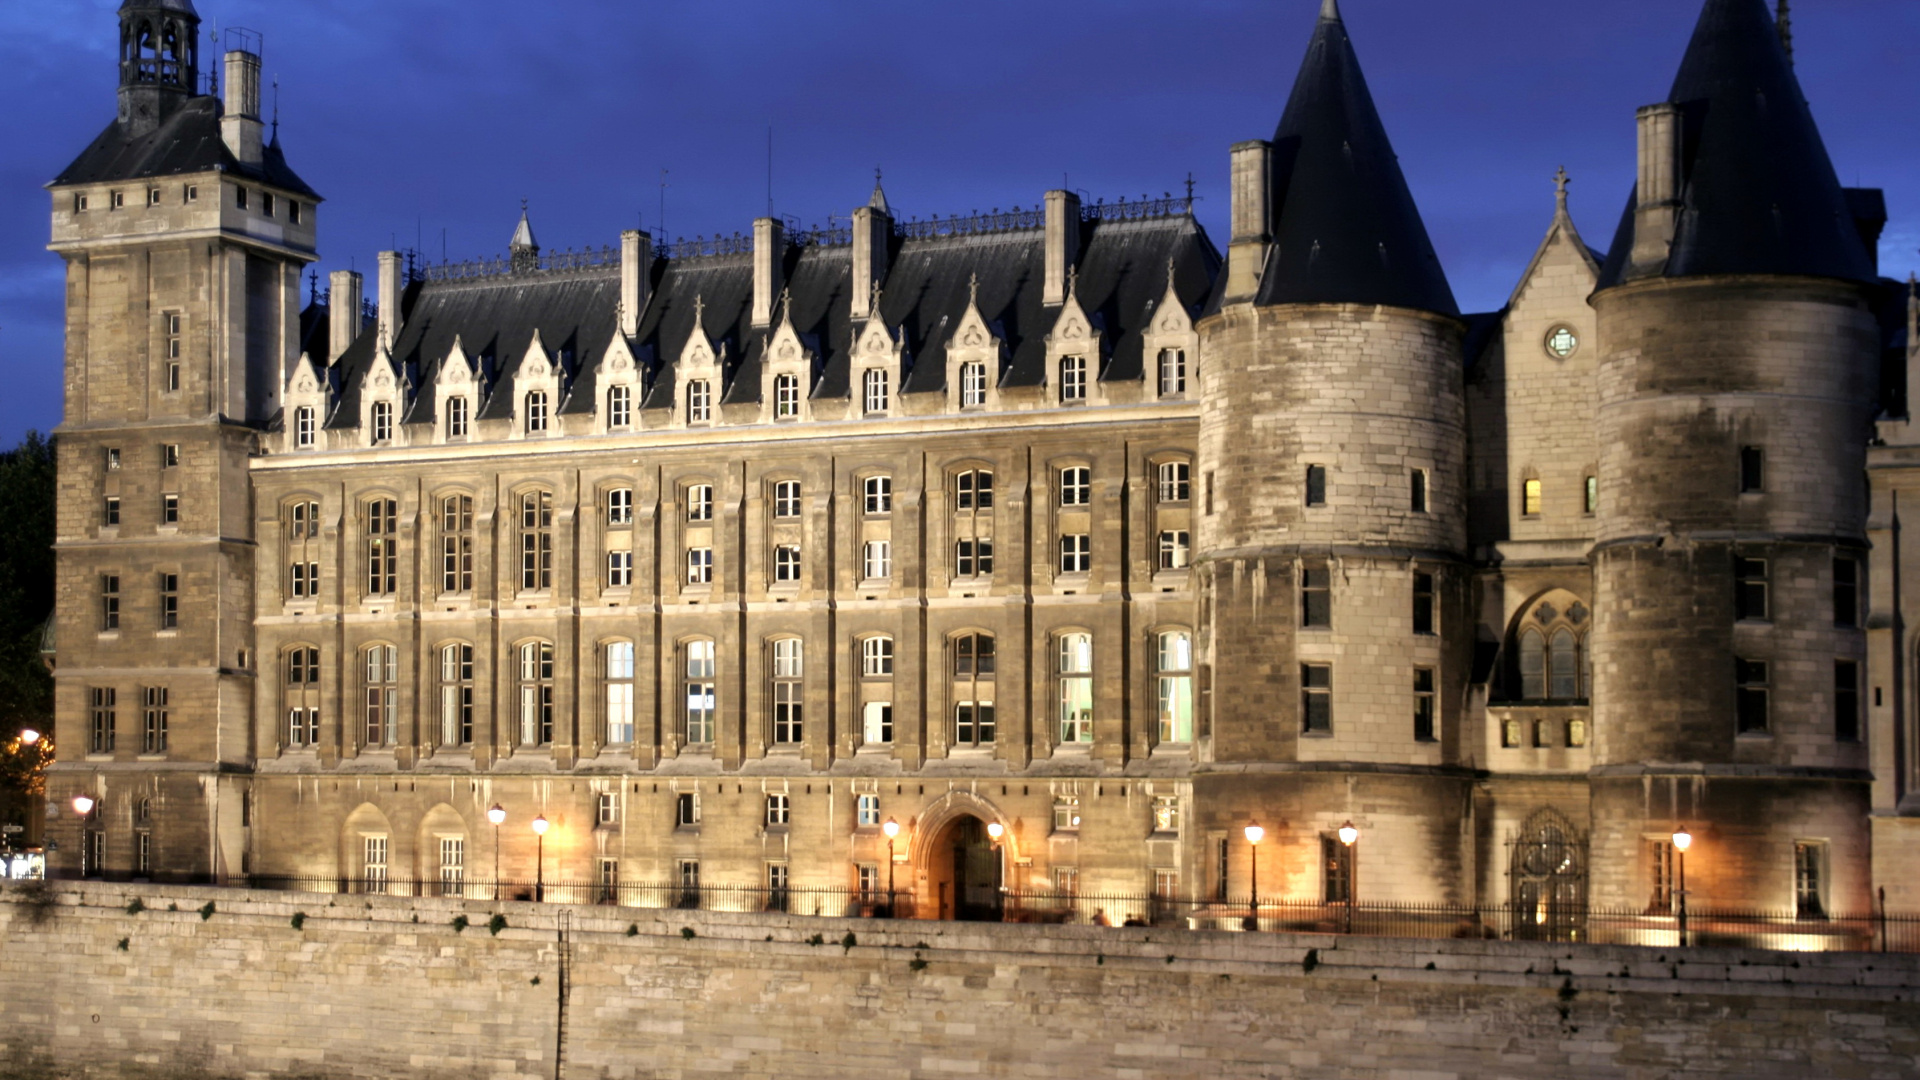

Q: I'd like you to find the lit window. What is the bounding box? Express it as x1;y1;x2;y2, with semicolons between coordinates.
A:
441;495;474;593
1522;477;1542;517
1058;633;1094;744
1158;348;1186;396
607;384;632;428
773;480;801;518
772;640;803;744
606;642;635;744
773;545;802;583
1152;795;1180;833
439;643;474;746
1156;631;1192;743
1059;466;1090;506
774;374;800;419
863;368;890;414
863;540;891;581
525;391;548;434
1158;531;1190;571
1059;355;1086;403
363;644;398;747
1158;461;1190;503
1059;534;1091;574
686;547;713;585
607;487;633;525
863;475;892;515
686;484;714;522
960;362;987;407
518;641;555;746
862;636;894;677
684;640;716;744
687;380;711;423
1301;663;1332;733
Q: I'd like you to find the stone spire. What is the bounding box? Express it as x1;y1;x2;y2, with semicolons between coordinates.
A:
869;168;891;215
509;202;540;275
1255;0;1456;315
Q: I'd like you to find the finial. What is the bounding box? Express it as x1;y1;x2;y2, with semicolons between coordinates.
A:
1320;0;1341;21
870;278;884;314
777;285;792;325
1166;256;1177;291
1553;166;1570;215
693;293;705;327
968;272;979;308
1066;264;1079;299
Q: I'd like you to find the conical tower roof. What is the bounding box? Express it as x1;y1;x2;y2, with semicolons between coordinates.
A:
1256;0;1456;316
510;207;539;252
1596;0;1874;289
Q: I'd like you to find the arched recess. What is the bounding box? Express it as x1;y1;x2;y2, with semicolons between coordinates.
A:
416;803;469;897
909;790;1020;920
1502;587;1592;703
339;802;395;894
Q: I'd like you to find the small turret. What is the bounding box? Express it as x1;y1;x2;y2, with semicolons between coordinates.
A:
116;0;201;135
509;204;540;274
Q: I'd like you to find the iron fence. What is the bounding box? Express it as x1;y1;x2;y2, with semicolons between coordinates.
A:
218;875;1920;953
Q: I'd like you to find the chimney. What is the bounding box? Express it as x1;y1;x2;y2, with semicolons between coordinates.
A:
376;251;402;353
851;203;892;321
1629;103;1683;276
1044;190;1082;306
620;230;652;339
752;217;785;329
328;270;362;364
1226;140;1272;301
220;49;264;166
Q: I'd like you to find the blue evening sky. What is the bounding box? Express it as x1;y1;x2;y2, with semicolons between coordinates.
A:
2;0;1914;445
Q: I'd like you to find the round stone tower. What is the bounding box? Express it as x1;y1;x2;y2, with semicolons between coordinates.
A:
1193;0;1474;907
1586;0;1882;913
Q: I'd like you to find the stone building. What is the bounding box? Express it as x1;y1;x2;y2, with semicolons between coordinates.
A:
42;0;1920;926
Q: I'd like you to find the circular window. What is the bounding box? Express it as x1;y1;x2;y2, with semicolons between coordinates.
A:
1545;326;1579;359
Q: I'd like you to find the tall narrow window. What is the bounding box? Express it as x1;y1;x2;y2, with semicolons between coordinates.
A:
161;493;179;524
104;496;120;527
1734;556;1768;621
863;540;892;581
1301;663;1332;733
1413;668;1435;741
1410;468;1428;513
1305;465;1327;507
1322;836;1352;903
142;686;169;753
1522;477;1542;517
607;549;633;588
606;642;635;745
89;687;117;754
363;644;398;747
607;384;632;428
521;491;553;591
772;639;803;744
1584;475;1598;514
1156;631;1193;743
439;643;474;747
1833;556;1859;628
371;401;393;443
295;407;316;448
1549;630;1579;699
441;495;474;593
960;362;986;407
1058;633;1094;744
366;498;398;595
447;396;469;438
773;480;802;518
685;640;716;744
1158;461;1190;503
774;374;800;419
1059;534;1091;574
1158;348;1186;396
158;572;178;629
1835;659;1860;742
363;836;389;894
1059;355;1086;402
864;475;892;515
1300;563;1330;629
1647;839;1676;912
164;313;183;392
439;838;465;896
1794;842;1826;919
863;368;890;414
1059;467;1091;507
1412;571;1435;635
767;863;790;911
953;633;996;746
101;574;120;631
607;487;634;525
864;701;894;745
285;646;320;747
525;391;549;434
1740;446;1765;493
687;380;711;423
1158;531;1190;571
1735;658;1769;735
518;641;555;746
686;484;714;522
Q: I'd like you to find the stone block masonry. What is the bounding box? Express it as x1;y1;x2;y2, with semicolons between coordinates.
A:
3;883;1917;1079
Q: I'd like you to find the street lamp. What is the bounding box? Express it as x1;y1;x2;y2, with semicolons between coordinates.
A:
531;814;549;902
1337;820;1358;934
486;804;506;900
71;794;94;817
1243;821;1264;931
882;817;901;917
19;729;39;746
1671;825;1693;947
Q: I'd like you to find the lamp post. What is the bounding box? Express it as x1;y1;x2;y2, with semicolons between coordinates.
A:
487;804;506;900
1337;820;1359;935
1243;821;1264;931
986;821;1006;920
71;795;94;817
1671;825;1692;947
72;794;96;879
882;817;900;917
531;814;549;902
19;729;39;745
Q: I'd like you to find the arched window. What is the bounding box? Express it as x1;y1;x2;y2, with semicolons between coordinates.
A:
517;641;554;746
520;491;553;591
285;646;320;747
952;633;995;746
771;639;803;744
1058;633;1094;743
1512;598;1589;703
363;645;398;747
684;640;716;745
1518;629;1546;700
1509;809;1587;942
605;641;635;745
438;643;473;747
862;636;894;677
1156;631;1193;744
1549;630;1579;700
365;498;398;596
525;391;549;433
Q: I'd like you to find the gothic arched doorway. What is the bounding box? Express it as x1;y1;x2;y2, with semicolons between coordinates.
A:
1508;808;1587;942
923;815;1002;921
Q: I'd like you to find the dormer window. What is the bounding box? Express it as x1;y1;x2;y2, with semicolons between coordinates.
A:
863;369;890;415
1059;356;1086;403
607;384;632;428
147;188;162;207
370;401;393;444
774;374;800;420
294;407;316;449
234;187;248;211
688;380;711;424
447;396;469;438
960;363;986;408
1158;349;1186;396
525;391;549;434
261;193;276;218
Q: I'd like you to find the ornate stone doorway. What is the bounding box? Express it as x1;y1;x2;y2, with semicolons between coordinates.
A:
923;815;1002;921
1508;808;1588;942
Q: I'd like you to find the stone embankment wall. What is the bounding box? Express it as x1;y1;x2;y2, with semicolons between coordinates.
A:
1;882;1916;1079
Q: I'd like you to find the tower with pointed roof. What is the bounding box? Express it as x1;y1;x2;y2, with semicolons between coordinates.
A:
1585;0;1882;912
1194;0;1475;902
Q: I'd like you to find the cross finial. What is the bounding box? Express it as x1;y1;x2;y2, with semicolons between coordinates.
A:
968;272;979;307
870;278;884;313
1067;264;1079;299
693;293;705;328
1167;256;1177;291
777;285;792;325
1553;166;1571;214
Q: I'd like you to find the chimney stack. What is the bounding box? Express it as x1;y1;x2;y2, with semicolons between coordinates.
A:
752;217;785;328
620;230;652;339
1225;140;1272;301
376;252;402;353
851;201;892;321
328;270;362;365
220;49;264;166
1629;104;1683;277
1044;190;1081;306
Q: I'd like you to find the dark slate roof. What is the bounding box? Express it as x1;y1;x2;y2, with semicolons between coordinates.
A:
51;95;318;197
1254;2;1457;316
635;256;755;410
1596;0;1874;289
725;248;853;406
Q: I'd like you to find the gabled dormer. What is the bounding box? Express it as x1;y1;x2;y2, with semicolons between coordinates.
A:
433;337;479;444
595;331;645;435
511;330;561;439
357;349;407;448
1044;274;1104;408
282;351;330;453
1142;265;1198;401
759;296;816;424
850;306;905;419
673;296;725;429
946;277;1004;413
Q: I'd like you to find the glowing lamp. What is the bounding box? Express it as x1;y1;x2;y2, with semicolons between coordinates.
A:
72;794;95;816
487;804;506;826
985;822;1003;841
19;729;40;745
1243;821;1264;846
882;818;900;840
1671;826;1692;853
1337;821;1359;847
530;814;549;836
